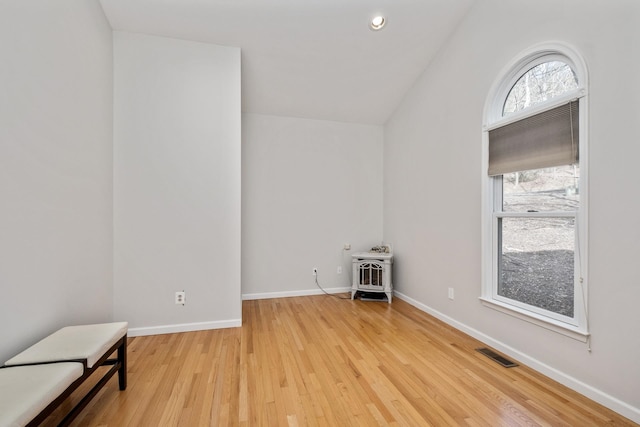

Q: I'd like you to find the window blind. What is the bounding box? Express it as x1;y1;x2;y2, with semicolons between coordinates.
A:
488;101;579;176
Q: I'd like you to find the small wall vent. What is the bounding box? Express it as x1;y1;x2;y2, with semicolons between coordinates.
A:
476;348;518;368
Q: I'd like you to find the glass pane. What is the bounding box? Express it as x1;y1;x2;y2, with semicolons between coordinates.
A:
498;217;574;317
503;61;577;116
502;165;579;212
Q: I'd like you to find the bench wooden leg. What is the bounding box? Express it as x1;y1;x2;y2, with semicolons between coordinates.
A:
118;335;127;390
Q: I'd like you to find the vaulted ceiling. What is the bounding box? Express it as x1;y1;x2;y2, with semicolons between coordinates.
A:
99;0;475;125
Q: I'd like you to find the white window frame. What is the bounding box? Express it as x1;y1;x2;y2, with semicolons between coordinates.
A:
481;42;589;341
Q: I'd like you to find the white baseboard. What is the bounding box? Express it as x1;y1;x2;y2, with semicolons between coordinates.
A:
242;287;351;300
393;291;640;424
127;319;241;337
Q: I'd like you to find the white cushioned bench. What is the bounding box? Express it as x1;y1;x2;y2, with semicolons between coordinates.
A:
0;322;128;426
0;363;83;427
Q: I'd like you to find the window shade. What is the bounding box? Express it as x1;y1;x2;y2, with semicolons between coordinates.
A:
488;101;579;176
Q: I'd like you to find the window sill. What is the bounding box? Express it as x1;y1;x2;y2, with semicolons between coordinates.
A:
479;297;589;342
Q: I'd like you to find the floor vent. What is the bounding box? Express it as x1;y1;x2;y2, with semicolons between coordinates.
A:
476;348;518;368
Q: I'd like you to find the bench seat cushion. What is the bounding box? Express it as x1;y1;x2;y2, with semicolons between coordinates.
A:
5;322;128;369
0;363;83;427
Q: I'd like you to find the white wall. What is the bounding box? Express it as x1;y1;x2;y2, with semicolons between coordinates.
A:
113;32;241;335
0;0;114;363
384;0;640;421
242;114;383;298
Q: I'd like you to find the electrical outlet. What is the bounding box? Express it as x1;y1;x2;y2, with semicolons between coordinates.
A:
337;266;342;274
312;267;318;276
175;291;186;305
448;287;454;300
343;243;351;250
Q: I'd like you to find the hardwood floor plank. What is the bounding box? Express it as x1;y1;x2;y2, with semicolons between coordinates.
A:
39;295;638;426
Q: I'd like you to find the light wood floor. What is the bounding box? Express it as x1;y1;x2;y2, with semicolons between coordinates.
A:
44;295;637;426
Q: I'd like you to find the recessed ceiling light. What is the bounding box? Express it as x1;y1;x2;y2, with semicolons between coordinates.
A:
370;15;386;31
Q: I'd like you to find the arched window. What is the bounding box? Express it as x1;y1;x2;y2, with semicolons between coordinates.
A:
481;44;589;341
503;60;578;115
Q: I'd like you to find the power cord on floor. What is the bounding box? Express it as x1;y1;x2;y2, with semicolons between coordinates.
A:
314;272;351;300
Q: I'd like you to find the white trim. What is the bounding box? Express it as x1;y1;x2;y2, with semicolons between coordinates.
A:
479;297;588;341
127;319;241;337
242;286;351;301
484;41;589;124
393;291;640;424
